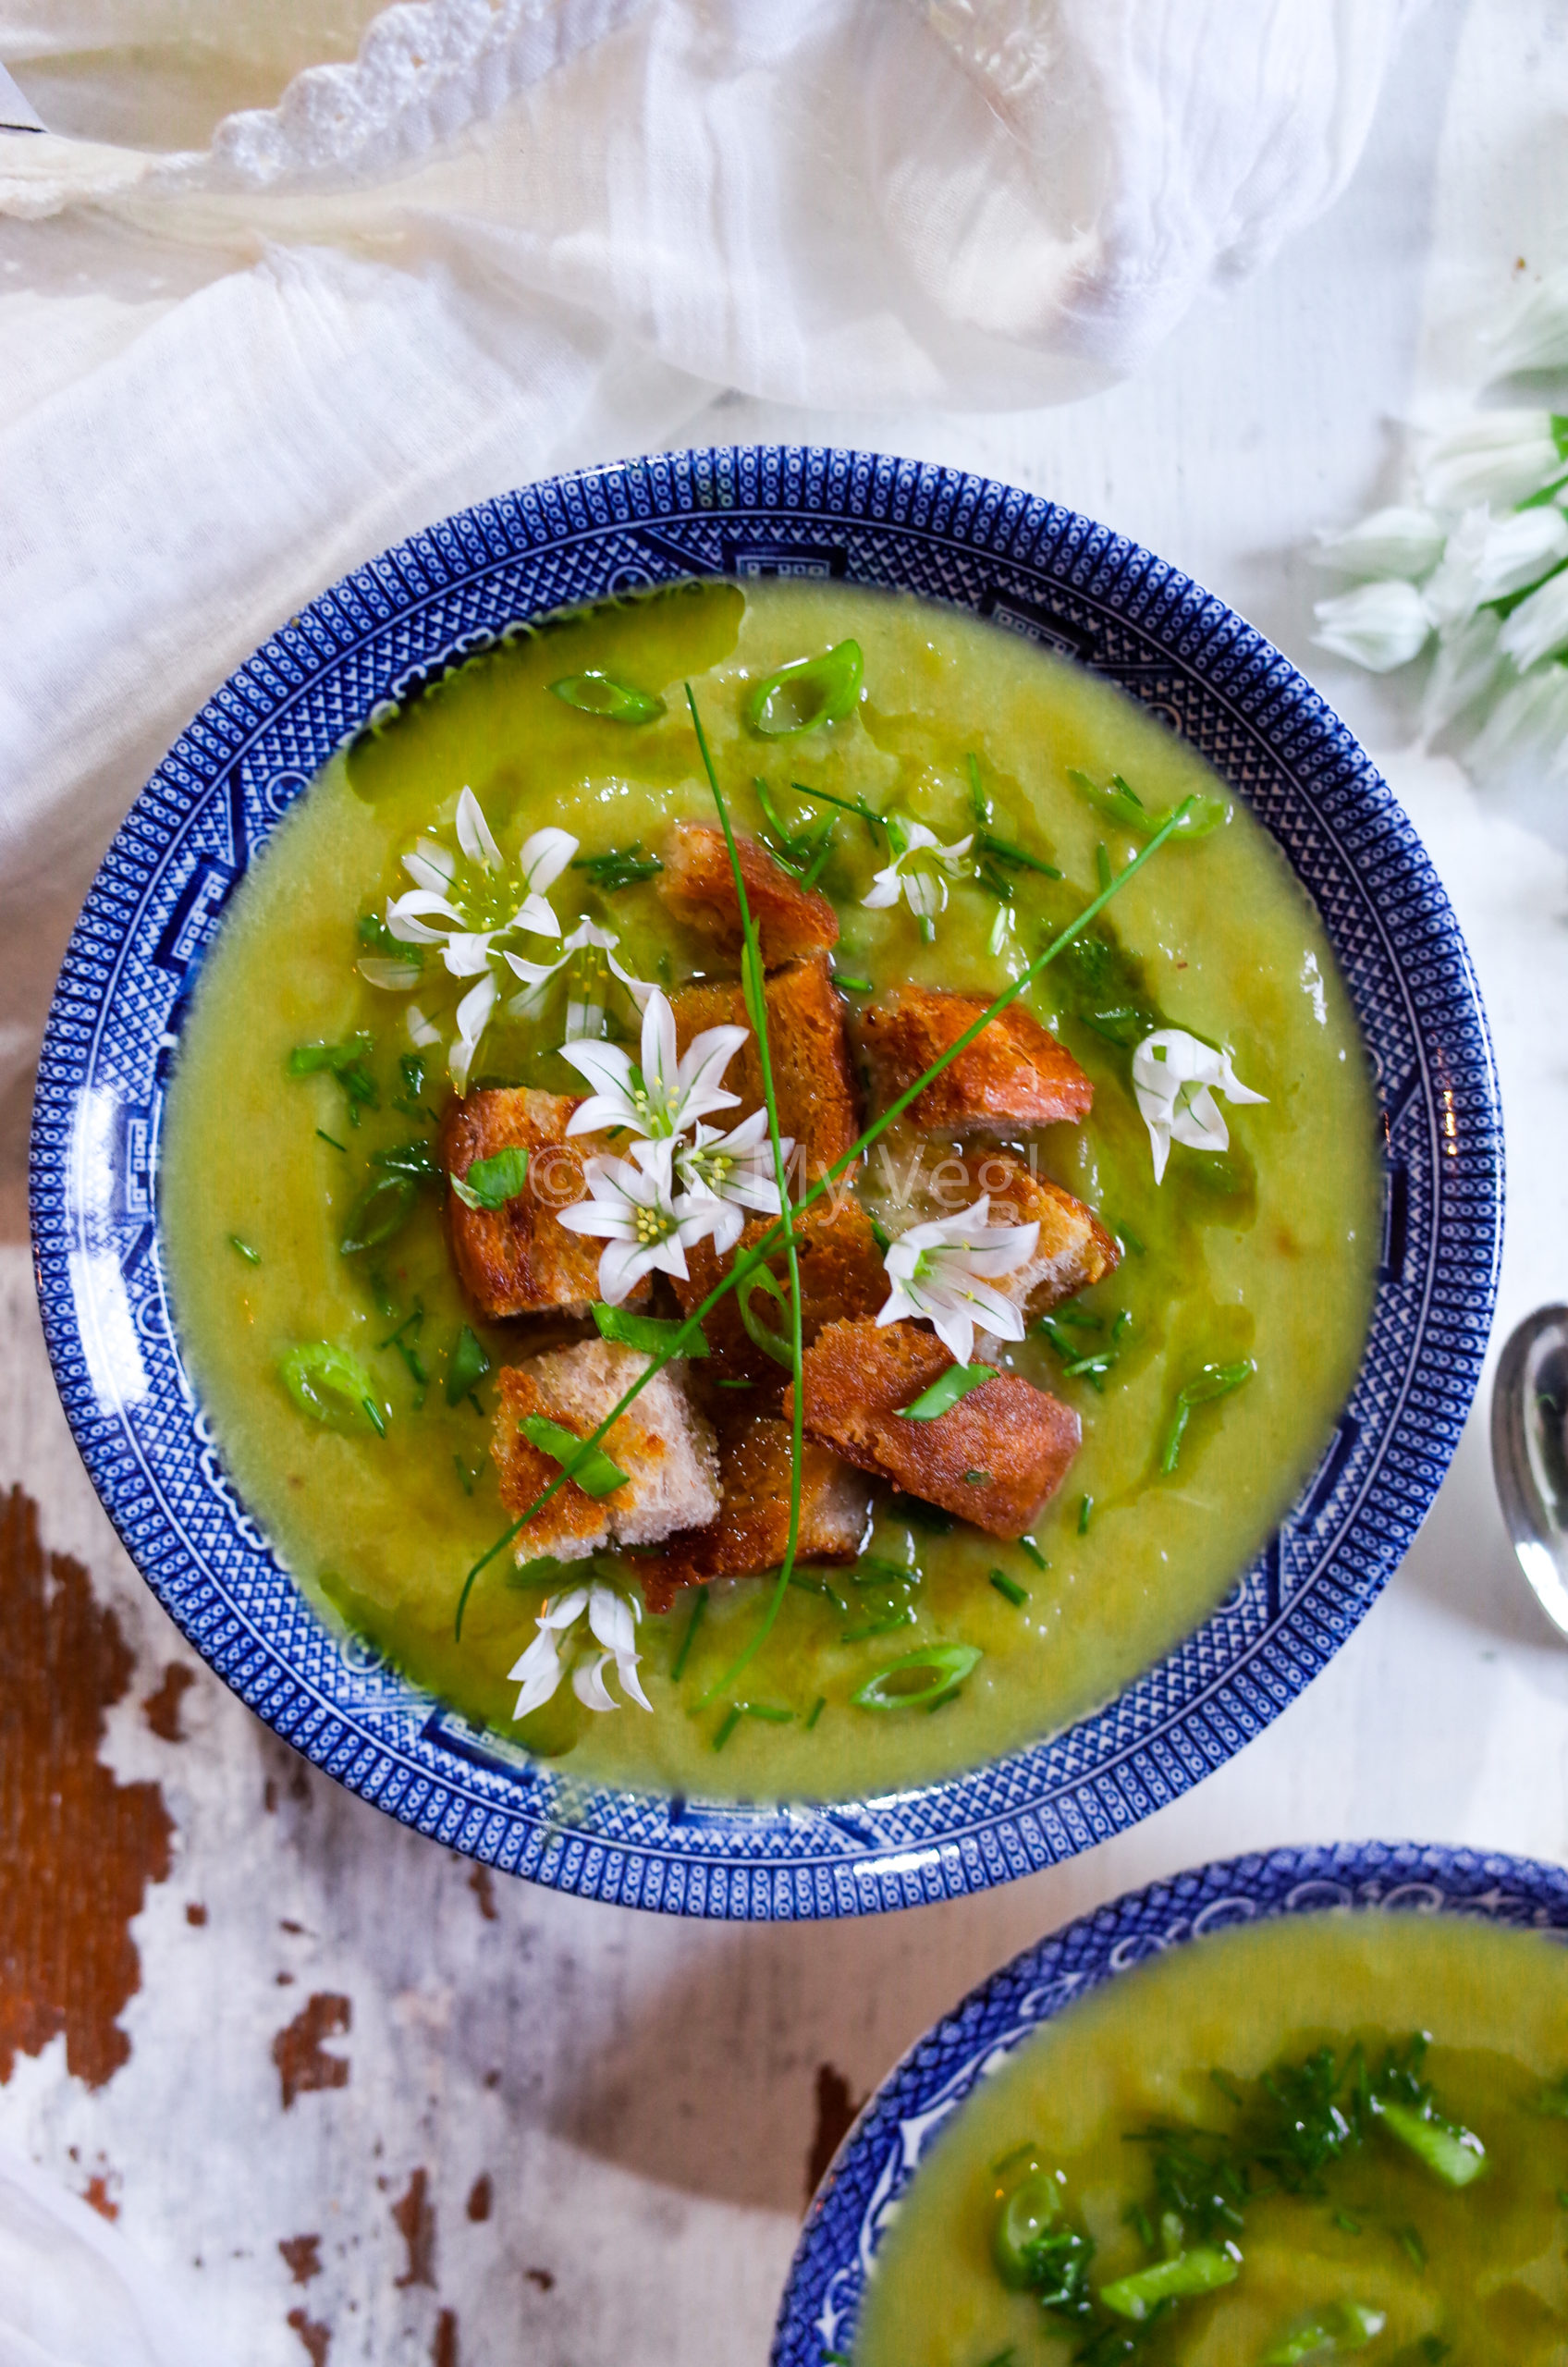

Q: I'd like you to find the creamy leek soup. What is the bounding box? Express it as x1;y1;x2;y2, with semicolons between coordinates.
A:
159;577;1379;1798
853;1910;1568;2367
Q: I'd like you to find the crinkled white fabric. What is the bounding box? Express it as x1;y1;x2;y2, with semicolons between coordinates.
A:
0;2150;208;2367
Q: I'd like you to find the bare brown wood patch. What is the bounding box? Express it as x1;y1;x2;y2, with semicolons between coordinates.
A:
465;2172;492;2223
804;2063;866;2205
468;1865;497;1921
392;2166;436;2288
287;2306;331;2365
432;2308;459;2367
279;2233;323;2284
141;1663;194;1741
82;2171;117;2220
272;1993;351;2109
0;1488;172;2088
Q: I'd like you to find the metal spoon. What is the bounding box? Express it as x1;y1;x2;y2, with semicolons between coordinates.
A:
1491;1304;1568;1640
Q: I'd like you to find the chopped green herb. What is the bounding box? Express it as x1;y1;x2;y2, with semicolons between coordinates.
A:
1038;1314;1122;1392
965;1468;991;1487
851;1642;982;1712
1333;2212;1362;2235
788;779;887;841
804;1695;827;1731
453;1453;475;1497
742;1702;793;1724
1260;2300;1385;2362
670;1587;708;1679
993;2173;1060;2286
1161;1359;1256;1475
360;1395;387;1438
715;1376;754;1389
966;751;993;827
289;1035;378;1119
839;1604;917;1644
1373;2096;1487;2187
594;1303;708;1358
1098;2245;1239;2321
228;1234;261;1265
898;1362;998;1420
550;670;666;724
1068;766;1229;841
339;1173;417;1256
1095;841;1114;893
735;1266;796;1369
1077;1493;1093;1534
1398;2224;1427;2271
446;1325;492;1407
518;1415;629;1499
570;843;664;891
358;911;418;961
1018;1536;1048;1572
372;1139;441;1180
833;973;873;994
1116;1220;1146;1257
280;1342;385;1434
712;1704;743;1752
989;1569;1028;1607
316;1128;348;1153
746;640;863;737
380;1303;429;1387
977;828;1061;879
450;1145;530;1212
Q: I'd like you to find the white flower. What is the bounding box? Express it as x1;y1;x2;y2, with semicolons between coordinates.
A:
1487;267;1568;380
386;790;578;969
1133;1029;1267;1185
675;1109;790;1255
1312;506;1446;582
1422;503;1568;630
560;987;746;1142
504;916;655;1042
557;1136;721;1305
876;1197;1039;1368
1418;412;1567;512
448;971;498;1094
405;1002;442;1049
861;812;974;936
508;1583;652;1721
1421;609;1504;739
1312;581;1431;673
1498;563;1568;671
1466;663;1568;796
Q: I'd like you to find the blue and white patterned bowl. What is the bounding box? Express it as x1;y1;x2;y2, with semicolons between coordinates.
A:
774;1839;1568;2364
31;448;1502;1919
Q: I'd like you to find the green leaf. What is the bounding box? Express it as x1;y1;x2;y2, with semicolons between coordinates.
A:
446;1324;491;1406
450;1145;530;1211
745;640;864;737
280;1342;385;1433
897;1362;998;1419
339;1173;417;1255
851;1642;982;1711
1097;2246;1239;2322
1160;1358;1256;1474
288;1035;372;1077
372;1139;441;1180
570;843;664;891
550;670;667;724
518;1414;629;1498
593;1304;709;1358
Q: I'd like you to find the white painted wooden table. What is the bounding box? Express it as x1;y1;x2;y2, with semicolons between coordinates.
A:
3;4;1566;2360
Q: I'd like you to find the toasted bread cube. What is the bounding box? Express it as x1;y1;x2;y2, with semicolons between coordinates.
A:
492;1340;720;1564
788;1318;1079;1538
907;1149;1120;1324
441;1088;648;1320
671;955;860;1189
659;818;838;965
641;1415;873;1612
860;986;1092;1132
671;1193;887;1385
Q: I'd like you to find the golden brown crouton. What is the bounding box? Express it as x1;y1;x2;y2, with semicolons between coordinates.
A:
658;818;838;965
640;1415;873;1613
787;1318;1079;1538
671;955;860;1190
493;1340;719;1563
440;1088;647;1320
671;1194;888;1386
860;986;1092;1132
903;1148;1120;1322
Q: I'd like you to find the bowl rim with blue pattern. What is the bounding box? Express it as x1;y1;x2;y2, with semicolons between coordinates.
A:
773;1837;1568;2364
30;445;1503;1920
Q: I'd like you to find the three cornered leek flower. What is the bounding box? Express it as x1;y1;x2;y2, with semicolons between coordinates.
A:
560;987;747;1141
675;1109;791;1254
860;811;974;938
876;1197;1040;1367
508;1583;652;1718
556;1136;725;1306
1132;1029;1267;1185
1311;580;1431;673
503;914;655;1042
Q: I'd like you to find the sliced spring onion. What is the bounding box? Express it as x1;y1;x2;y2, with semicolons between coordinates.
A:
804;1696;827;1730
550;670;667;724
992;2173;1060;2287
897;1362;998;1420
518;1414;629;1498
833;972;873;994
1374;2097;1488;2187
340;1173;417;1255
1068;767;1229;840
851;1643;982;1712
746;640;864;737
446;1324;491;1406
1161;1359;1256;1474
1097;2246;1240;2323
450;1145;530;1212
594;1303;709;1358
316;1129;348;1153
989;1569;1028;1607
280;1342;385;1433
1260;2301;1386;2364
1018;1536;1047;1572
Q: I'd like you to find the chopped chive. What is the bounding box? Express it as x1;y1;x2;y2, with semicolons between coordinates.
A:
1096;842;1113;892
800;821;838;889
1115;1220;1146;1256
833;973;873;993
788;779;886;840
518;1415;628;1498
1398;2224;1427;2270
1077;1493;1093;1534
1018;1536;1048;1572
715;1376;754;1389
713;1704;743;1752
1334;2210;1362;2235
1053;1306;1103;1332
671;1587;708;1680
228;1234;261;1264
361;1396;387;1438
977;828;1060;879
316;1128;347;1152
989;1569;1028;1607
453;1453;475;1497
804;1695;826;1730
743;1702;793;1724
966;751;992;827
1161;1359;1256;1475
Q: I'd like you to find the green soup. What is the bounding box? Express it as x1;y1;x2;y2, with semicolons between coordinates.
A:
159;577;1379;1799
853;1909;1568;2366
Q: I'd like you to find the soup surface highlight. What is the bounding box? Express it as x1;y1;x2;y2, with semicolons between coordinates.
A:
160;577;1379;1799
852;1909;1568;2367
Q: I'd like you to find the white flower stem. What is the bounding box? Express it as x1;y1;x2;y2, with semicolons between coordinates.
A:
453;794;1196;1639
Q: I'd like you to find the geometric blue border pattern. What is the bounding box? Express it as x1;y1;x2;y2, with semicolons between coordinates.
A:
30;448;1504;1919
774;1839;1568;2364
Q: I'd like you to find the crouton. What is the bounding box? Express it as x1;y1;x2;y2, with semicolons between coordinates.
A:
492;1340;719;1564
441;1087;646;1320
904;1148;1119;1322
671;955;860;1189
671;1194;888;1385
640;1415;873;1612
787;1318;1079;1538
860;985;1092;1132
659;818;838;965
